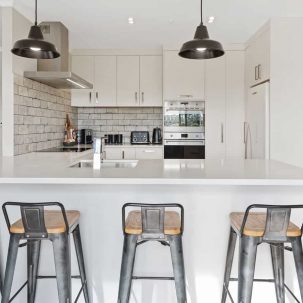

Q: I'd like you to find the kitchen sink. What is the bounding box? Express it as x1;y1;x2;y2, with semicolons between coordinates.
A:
70;160;138;169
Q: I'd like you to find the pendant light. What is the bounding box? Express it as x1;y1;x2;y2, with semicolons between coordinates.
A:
11;0;60;59
179;0;224;60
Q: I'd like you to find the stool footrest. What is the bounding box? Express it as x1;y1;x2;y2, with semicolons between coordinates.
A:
8;276;84;303
132;276;175;281
226;279;301;303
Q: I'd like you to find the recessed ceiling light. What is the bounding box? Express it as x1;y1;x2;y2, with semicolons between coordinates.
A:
128;17;134;24
208;16;215;24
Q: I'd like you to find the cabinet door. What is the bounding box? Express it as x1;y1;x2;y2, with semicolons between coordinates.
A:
205;56;226;159
117;56;140;107
255;29;270;84
140;56;163;107
163;50;205;100
225;51;245;158
123;148;136;160
246;29;270;87
71;56;95;107
136;147;163;159
94;56;117;107
104;148;123;160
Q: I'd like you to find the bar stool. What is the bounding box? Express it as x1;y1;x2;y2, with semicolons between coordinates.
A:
117;203;187;303
221;204;303;303
1;202;90;303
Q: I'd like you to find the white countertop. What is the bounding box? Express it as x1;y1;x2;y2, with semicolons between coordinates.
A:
0;151;303;185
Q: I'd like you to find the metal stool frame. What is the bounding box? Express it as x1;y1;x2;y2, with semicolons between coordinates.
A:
221;204;303;303
118;203;186;303
1;202;90;303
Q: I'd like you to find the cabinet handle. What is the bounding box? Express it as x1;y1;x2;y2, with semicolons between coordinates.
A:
135;92;138;103
254;66;258;81
221;123;224;143
143;149;155;153
179;94;193;98
141;92;144;103
258;64;261;80
122;150;125;159
96;92;99;104
89;92;92;103
243;122;246;144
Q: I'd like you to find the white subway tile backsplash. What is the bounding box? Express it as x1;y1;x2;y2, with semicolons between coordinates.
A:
78;107;163;143
14;75;77;155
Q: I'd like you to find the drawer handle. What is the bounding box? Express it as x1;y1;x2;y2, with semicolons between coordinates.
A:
179;94;193;98
143;150;156;153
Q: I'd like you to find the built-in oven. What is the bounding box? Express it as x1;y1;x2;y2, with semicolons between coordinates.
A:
164;133;205;159
164;101;205;133
164;101;205;159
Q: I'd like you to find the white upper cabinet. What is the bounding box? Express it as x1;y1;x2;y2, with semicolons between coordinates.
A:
71;53;163;107
246;29;270;87
117;56;140;107
139;56;163;107
163;50;205;100
94;56;117;107
71;56;94;107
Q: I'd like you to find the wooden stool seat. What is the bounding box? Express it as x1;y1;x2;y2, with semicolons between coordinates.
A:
125;210;181;235
10;210;80;234
230;212;302;237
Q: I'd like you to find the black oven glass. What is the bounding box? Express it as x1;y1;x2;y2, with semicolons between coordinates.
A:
164;146;205;159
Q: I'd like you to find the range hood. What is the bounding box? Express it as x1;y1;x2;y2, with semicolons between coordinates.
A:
24;22;93;89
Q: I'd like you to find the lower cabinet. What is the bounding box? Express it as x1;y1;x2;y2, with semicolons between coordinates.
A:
104;146;163;160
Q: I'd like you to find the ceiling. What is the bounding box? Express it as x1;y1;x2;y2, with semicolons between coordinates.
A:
8;0;303;50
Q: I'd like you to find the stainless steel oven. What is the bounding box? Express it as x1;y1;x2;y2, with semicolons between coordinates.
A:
164;101;205;133
163;101;205;159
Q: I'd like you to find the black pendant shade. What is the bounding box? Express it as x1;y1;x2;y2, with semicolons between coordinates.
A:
11;0;60;59
179;0;224;60
179;24;224;60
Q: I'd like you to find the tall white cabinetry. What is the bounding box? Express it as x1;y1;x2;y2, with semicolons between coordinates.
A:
71;53;163;107
163;50;205;100
205;51;245;159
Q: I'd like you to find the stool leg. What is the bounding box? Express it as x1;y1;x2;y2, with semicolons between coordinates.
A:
238;236;259;303
1;234;21;303
270;244;285;303
221;228;237;303
52;233;72;303
27;240;41;303
291;237;303;301
73;225;90;303
117;234;138;303
168;235;187;303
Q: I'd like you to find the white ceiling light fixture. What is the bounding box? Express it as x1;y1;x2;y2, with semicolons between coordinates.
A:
128;17;135;24
208;16;215;24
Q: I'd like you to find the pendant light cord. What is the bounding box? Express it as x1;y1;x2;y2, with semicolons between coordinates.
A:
35;0;38;25
200;0;203;24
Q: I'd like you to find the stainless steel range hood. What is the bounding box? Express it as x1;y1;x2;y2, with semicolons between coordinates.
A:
24;22;93;90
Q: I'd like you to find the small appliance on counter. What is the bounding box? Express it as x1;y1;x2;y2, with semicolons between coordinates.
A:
152;127;162;144
105;134;123;145
130;131;150;145
80;129;94;145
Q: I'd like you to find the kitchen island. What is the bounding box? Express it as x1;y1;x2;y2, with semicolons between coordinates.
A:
1;152;303;303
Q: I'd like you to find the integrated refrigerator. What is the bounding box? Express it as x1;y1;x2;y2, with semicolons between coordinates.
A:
244;82;270;159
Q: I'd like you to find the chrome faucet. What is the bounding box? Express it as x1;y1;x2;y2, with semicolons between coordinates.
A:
93;137;106;161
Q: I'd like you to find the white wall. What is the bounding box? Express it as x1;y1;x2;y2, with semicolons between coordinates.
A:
270;18;303;167
1;7;36;156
